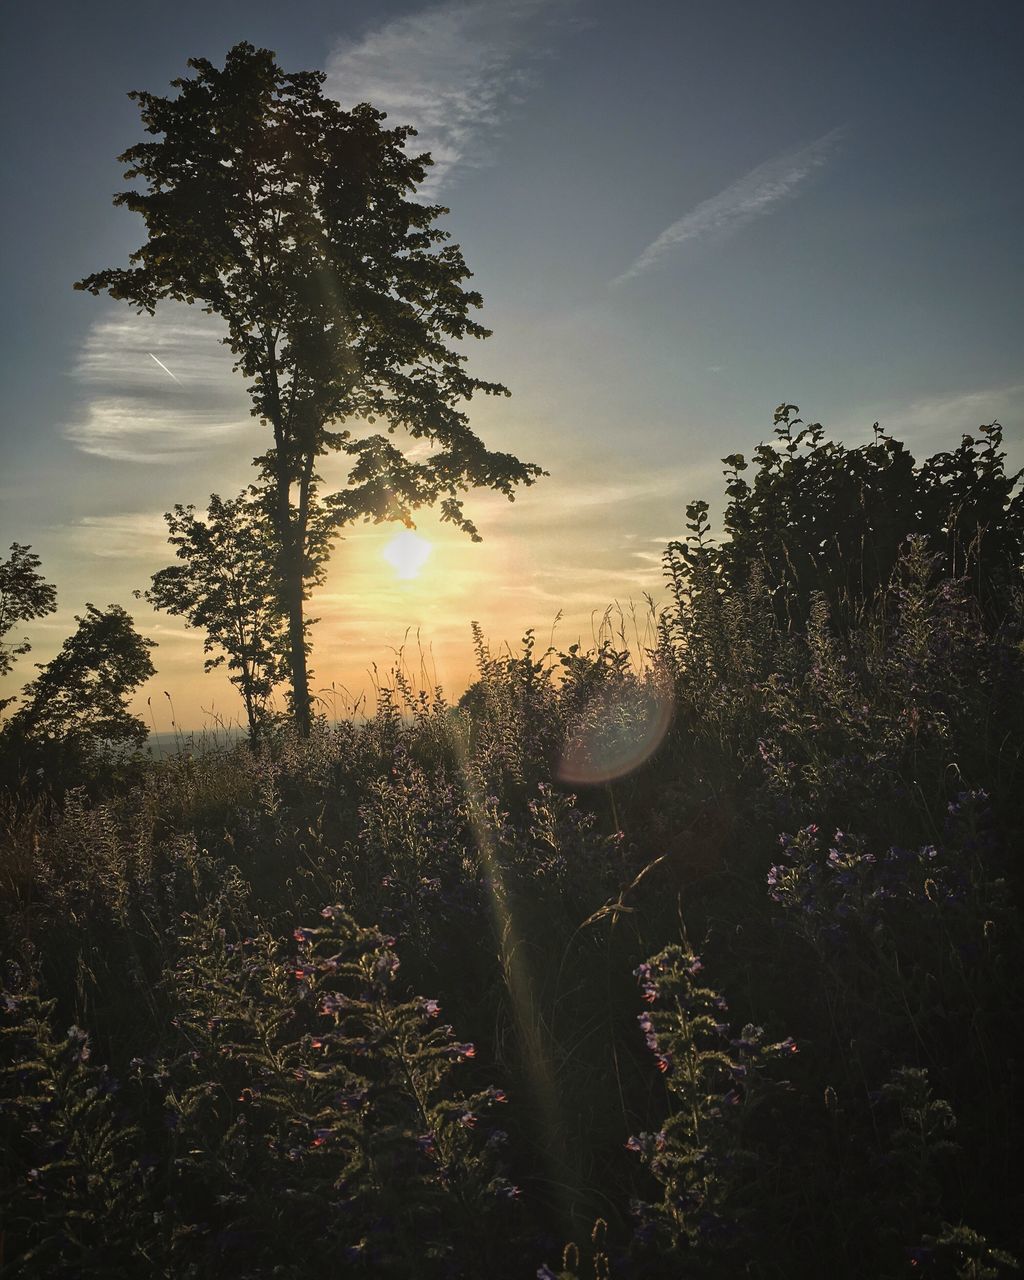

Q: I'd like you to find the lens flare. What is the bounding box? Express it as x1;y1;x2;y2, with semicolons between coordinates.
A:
557;680;673;785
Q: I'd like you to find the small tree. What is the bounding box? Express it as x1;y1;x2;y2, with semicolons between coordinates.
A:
6;604;156;755
144;491;291;741
76;42;543;734
0;544;58;708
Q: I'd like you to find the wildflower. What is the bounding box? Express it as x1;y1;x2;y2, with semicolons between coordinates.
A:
634;962;659;1003
320;992;358;1015
447;1042;476;1061
654;1052;672;1074
625;1135;643;1153
493;1180;521;1199
334;1089;367;1112
311;1128;332;1147
486;1085;508;1103
420;998;441;1018
293;927;317;945
730;1030;761;1054
459;1111;478;1128
320;905;344;920
415;1132;436;1154
775;1036;798;1055
537;1266;559;1280
66;1025;91;1063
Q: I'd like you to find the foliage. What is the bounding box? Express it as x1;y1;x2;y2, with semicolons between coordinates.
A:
624;945;798;1265
148;890;518;1276
0;543;57;698
76;41;543;733
667;406;1023;633
2;408;1022;1276
0;978;152;1276
144;492;290;741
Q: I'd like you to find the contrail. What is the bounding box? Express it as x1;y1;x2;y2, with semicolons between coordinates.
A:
147;352;181;383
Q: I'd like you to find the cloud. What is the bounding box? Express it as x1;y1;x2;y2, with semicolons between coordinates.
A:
325;0;576;197
65;306;252;462
846;385;1024;452
69;512;170;560
614;127;844;285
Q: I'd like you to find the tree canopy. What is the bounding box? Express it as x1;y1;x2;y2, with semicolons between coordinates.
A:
76;42;543;733
5;604;155;755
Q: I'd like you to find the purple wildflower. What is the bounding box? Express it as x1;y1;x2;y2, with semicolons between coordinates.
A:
446;1042;476;1061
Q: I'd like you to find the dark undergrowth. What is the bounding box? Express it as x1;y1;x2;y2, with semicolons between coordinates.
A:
2;410;1023;1277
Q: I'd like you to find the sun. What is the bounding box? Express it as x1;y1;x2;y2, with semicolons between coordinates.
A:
381;529;433;580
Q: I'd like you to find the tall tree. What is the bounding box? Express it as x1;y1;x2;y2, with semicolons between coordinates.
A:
0;544;58;707
144;491;291;742
76;42;543;734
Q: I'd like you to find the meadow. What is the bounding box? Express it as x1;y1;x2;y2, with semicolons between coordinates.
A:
1;410;1022;1278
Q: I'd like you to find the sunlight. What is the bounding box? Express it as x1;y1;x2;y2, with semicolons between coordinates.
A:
381;529;433;580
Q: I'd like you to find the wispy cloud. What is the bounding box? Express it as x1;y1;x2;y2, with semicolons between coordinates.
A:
65;306;252;463
847;385;1024;446
325;0;577;197
69;512;170;560
614;127;844;285
835;385;1024;469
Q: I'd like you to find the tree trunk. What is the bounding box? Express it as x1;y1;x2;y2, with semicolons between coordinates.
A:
284;560;312;737
268;374;314;737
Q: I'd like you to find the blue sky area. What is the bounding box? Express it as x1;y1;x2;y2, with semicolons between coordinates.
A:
2;0;1022;725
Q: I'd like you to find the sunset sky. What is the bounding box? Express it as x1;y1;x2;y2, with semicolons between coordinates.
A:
2;0;1022;729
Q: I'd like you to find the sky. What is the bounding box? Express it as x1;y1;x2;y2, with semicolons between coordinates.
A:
1;0;1022;730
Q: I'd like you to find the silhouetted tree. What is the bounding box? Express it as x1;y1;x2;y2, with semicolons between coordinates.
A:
0;544;57;708
144;492;292;741
76;42;543;735
5;604;155;758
